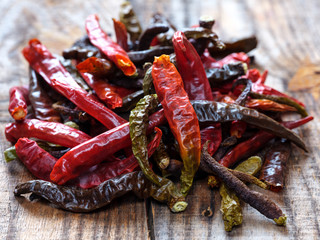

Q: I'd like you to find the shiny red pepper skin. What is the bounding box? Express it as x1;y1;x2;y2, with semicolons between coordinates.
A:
112;18;129;51
9;86;29;121
219;116;313;167
230;120;247;138
86;14;136;76
51;79;127;129
200;124;222;156
50;109;166;185
70;127;162;189
5;119;91;148
15;138;57;181
201;50;250;69
173;31;213;100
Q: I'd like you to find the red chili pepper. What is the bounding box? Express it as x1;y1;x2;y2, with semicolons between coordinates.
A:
218;52;250;66
219;116;313;167
5;119;91;148
112;18;129;51
77;57;123;109
246;69;268;84
86;14;136;76
51;79;127;129
50;109;166;185
71;127;162;189
200;124;222;156
9;86;29;121
201;49;218;69
172;31;213;100
230;120;247;138
15;138;57;181
152;54;201;195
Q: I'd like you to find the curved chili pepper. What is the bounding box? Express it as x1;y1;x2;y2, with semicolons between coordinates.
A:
71;127;162;189
5;119;92;148
201;143;286;226
29;69;61;122
15;171;185;213
152;54;201;196
232;78;252;106
115;90;144;113
127;46;174;65
112;18;129;51
76;56;113;77
259;139;291;192
219;116;313;167
15;138;57;181
51;80;127;129
86;14;136;76
200;124;222;156
173;31;214;101
138;24;169;50
9;86;29;121
199;16;215;29
246;99;297;112
50;109;167;185
191;100;307;151
63;46;98;61
150;13;177;46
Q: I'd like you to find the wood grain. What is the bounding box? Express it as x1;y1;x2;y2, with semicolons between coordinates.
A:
1;0;320;239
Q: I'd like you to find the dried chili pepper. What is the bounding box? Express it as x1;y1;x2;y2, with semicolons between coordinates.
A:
86;14;136;76
201;143;286;225
9;86;29;121
220;156;262;231
112;18;129;51
150;13;177;46
219;116;313;168
200;124;222;156
127;46;174;65
51;80;127;129
152;54;201;195
153;139;171;170
76;56;113;77
50;109;167;185
119;1;142;43
5;119;91;148
245;99;297;112
173;31;214;101
230;121;247;138
199;16;215;29
138;24;169;50
72;127;162;189
29;69;61;122
115;90;144;113
232;78;252;106
15;171;186;213
191;100;307;151
4;146;18;163
218;52;250;66
259;139;291;192
15;138;57;181
52;102;91;123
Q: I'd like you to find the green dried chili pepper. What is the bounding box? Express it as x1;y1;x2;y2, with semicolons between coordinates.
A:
129;94;187;212
142;63;155;95
153;139;170;170
120;1;142;43
4;146;18;163
220;156;263;231
250;92;308;117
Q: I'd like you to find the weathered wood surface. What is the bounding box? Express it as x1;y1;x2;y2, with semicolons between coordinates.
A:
0;0;320;239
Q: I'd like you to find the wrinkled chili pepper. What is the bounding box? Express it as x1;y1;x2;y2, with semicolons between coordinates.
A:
50;109;167;185
77;57;123;109
71;127;162;189
9;86;29;121
191;100;307;151
152;54;201;196
138;24;169;50
259;139;291;192
142;63;155;95
232;78;252;106
51;80;127;129
127;46;174;65
112;18;129;51
173;31;214;101
5;119;92;148
4;146;18;163
119;1;142;43
29;69;61;122
15;171;186;213
201;143;286;225
153;139;171;170
230;121;247;138
219;116;313;168
220;156;262;231
129;95;187;211
86;14;136;76
76;56;113;77
15;138;56;181
200;124;222;156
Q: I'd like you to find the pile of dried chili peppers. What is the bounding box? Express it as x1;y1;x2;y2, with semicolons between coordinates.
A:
5;1;313;232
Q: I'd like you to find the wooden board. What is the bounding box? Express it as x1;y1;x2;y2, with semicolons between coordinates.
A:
1;0;320;239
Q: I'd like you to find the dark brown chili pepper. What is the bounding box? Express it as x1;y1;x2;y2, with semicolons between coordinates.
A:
52;102;91;123
29;69;61;122
233;78;252;106
259;139;291;192
14;171;187;213
150;13;177;46
115;90;144;113
138;24;169;50
62;46;98;61
199;16;215;30
200;143;286;225
191;100;307;151
128;46;174;65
